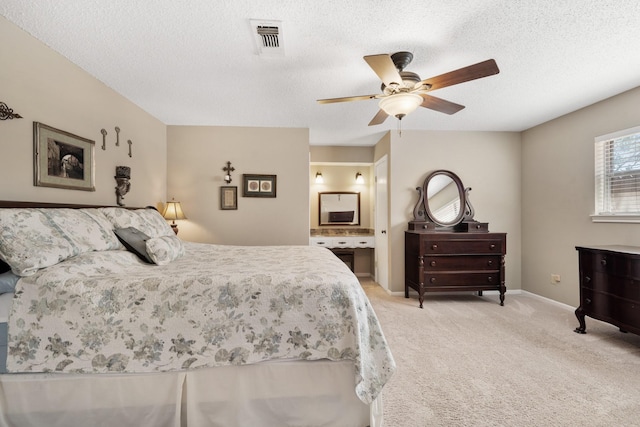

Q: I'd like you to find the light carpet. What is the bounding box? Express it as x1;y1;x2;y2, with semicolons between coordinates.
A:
361;280;640;427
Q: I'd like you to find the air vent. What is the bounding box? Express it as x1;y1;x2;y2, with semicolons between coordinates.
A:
250;19;284;56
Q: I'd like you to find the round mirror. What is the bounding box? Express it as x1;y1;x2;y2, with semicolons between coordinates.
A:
422;170;466;227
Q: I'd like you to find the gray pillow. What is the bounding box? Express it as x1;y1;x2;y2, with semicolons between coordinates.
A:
0;271;19;294
114;227;153;263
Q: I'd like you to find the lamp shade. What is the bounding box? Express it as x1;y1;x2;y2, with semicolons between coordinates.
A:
378;93;423;119
163;201;187;221
315;172;324;184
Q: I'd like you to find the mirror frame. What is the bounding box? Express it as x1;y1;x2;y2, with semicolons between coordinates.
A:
318;191;361;226
422;170;466;227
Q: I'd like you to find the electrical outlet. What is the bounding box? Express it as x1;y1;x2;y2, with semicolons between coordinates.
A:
551;274;561;283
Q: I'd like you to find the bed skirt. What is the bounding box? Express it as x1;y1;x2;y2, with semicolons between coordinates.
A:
0;359;382;427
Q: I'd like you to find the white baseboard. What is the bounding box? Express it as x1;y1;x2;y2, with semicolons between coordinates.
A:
520;290;576;311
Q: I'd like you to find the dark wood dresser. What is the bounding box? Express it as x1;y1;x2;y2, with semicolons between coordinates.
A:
575;245;640;336
405;231;507;308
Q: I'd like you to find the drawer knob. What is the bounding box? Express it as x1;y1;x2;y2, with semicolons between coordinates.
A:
431;244;438;250
487;276;493;282
338;241;347;244
601;259;607;266
584;276;591;283
487;260;493;266
585;298;592;305
476;224;481;229
490;244;496;250
430;261;437;267
430;277;436;283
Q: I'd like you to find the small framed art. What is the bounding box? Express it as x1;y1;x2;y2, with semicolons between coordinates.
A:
33;122;96;191
242;174;277;198
220;186;238;210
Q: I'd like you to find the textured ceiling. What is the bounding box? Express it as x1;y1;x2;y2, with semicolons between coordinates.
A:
2;1;640;146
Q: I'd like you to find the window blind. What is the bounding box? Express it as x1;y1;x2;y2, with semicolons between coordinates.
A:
595;125;640;215
433;198;460;222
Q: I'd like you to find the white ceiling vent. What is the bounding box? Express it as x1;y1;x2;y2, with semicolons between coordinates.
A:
250;19;284;56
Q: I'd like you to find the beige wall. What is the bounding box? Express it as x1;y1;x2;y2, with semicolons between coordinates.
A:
310;146;374;163
166;126;310;245
387;130;522;294
0;17;167;207
522;86;640;306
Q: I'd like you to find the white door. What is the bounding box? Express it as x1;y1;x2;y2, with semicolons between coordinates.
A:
375;156;389;290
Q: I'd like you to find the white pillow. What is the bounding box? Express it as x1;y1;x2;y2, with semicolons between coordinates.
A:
0;209;76;276
100;207;175;238
45;208;123;253
145;235;185;265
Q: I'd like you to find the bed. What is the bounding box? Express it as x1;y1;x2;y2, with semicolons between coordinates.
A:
0;201;395;427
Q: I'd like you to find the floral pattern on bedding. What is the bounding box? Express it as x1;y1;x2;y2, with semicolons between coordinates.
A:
145;235;185;265
0;209;71;276
0;208;123;276
6;243;395;403
100;207;175;238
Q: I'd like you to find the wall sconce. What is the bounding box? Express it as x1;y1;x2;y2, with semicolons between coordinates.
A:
114;166;131;206
315;172;324;184
163;198;187;235
355;172;365;184
223;161;235;184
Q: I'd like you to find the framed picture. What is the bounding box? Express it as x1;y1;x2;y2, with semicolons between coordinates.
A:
220;186;238;210
33;122;95;191
242;174;277;198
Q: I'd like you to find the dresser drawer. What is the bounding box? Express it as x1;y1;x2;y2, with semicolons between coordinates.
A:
580;287;640;328
424;255;501;271
424;272;500;287
351;236;375;248
310;237;335;248
422;239;504;255
581;271;640;301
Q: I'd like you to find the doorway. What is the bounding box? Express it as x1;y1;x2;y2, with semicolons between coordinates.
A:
375;155;389;290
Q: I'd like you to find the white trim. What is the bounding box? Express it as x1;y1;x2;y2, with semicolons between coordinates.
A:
590;214;640;223
520;290;576;311
595;125;640;143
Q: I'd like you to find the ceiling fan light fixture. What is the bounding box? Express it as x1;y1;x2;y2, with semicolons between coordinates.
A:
378;93;423;119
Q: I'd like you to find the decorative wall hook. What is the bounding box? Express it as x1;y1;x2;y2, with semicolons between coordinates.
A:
127;139;132;157
0;102;22;120
115;126;120;146
101;129;107;150
223;161;235;183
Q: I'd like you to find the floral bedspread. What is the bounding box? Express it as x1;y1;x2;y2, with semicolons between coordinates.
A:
7;243;395;403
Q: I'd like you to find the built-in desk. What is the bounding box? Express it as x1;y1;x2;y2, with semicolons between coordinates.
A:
309;235;375;249
310;230;375;274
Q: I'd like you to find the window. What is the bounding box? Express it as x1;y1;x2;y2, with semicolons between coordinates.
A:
432;198;460;223
594;125;640;221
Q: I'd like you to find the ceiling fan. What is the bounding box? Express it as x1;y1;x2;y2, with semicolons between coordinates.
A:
317;52;500;126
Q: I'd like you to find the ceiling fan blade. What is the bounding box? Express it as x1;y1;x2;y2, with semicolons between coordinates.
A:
420;59;499;91
368;109;389;126
364;54;403;87
419;94;465;115
317;94;378;104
